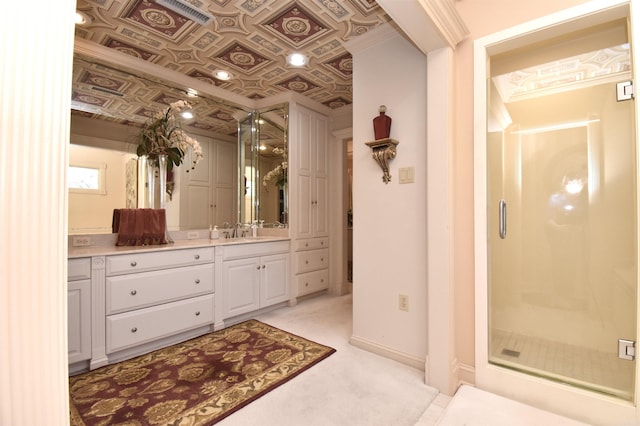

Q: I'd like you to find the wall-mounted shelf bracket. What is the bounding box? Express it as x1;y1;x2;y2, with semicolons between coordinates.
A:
365;138;399;184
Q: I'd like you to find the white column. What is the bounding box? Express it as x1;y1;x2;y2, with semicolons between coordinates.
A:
0;0;75;424
426;46;457;394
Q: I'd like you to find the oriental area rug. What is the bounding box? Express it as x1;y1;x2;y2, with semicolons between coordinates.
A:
69;320;336;425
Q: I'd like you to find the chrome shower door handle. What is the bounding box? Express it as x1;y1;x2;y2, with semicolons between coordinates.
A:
499;199;507;239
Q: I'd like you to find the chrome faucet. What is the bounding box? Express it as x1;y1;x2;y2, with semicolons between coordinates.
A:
231;223;241;239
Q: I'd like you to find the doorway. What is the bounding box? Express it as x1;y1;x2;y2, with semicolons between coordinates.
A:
475;1;639;423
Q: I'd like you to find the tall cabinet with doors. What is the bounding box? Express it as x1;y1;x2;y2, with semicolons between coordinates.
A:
290;103;330;300
180;137;236;229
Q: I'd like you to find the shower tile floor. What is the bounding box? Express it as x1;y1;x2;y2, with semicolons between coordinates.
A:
491;328;634;399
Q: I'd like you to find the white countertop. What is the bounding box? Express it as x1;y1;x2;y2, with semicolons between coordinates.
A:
68;236;290;258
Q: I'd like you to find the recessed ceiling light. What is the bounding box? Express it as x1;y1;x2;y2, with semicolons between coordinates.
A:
181;110;194;120
213;70;233;81
75;11;91;25
287;53;307;66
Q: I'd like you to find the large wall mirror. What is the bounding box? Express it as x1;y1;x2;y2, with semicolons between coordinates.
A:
69;53;288;234
238;104;289;227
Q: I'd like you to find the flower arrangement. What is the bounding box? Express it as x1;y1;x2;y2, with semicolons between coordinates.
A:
262;146;288;189
136;100;203;172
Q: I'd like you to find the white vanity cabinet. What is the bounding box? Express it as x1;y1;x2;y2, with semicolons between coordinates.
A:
219;241;290;319
104;247;215;356
68;258;91;366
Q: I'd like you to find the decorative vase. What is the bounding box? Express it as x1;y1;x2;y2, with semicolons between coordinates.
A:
157;154;168;210
146;154;168;209
146;154;173;243
373;105;392;140
146;156;156;208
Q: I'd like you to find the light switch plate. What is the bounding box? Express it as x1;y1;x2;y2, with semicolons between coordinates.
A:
399;167;415;184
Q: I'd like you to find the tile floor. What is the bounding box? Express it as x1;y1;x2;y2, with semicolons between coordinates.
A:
491;328;634;400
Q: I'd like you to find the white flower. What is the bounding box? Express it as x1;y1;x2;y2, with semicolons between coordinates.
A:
262;146;288;188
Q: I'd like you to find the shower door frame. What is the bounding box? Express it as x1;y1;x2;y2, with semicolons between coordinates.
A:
473;0;640;424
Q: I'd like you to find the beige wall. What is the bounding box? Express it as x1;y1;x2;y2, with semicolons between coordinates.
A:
351;28;429;364
453;0;595;377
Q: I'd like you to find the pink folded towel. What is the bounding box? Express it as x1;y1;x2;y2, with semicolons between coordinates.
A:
113;209;167;246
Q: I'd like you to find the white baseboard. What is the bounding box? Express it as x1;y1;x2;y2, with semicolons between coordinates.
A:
350;334;425;371
456;361;475;388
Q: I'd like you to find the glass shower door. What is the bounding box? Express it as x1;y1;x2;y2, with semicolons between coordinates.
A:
487;20;637;401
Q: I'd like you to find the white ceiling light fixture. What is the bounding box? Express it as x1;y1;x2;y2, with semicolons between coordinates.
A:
155;0;214;25
185;88;198;97
75;11;91;25
287;53;307;67
213;70;233;81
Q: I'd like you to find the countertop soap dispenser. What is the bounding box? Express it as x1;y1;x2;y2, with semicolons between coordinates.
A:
210;225;219;240
251;221;258;238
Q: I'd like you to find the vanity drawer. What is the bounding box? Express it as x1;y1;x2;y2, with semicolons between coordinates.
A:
106;263;214;315
294;237;328;252
106;294;214;353
68;258;91;281
295;248;328;274
106;247;214;276
296;269;329;297
219;240;290;261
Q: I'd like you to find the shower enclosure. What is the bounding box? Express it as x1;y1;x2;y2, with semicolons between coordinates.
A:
475;1;638;423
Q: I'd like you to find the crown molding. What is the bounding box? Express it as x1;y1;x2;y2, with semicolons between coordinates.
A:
343;22;402;55
376;0;469;54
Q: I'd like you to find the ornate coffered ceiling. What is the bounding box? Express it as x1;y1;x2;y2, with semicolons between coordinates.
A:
74;0;392;116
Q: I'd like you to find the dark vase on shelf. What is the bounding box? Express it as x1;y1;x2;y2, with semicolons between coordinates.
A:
373;105;391;140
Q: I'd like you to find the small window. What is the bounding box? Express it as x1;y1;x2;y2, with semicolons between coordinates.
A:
68;163;106;195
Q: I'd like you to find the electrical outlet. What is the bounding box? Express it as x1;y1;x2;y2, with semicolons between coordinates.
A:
72;236;91;247
187;231;200;240
399;294;409;312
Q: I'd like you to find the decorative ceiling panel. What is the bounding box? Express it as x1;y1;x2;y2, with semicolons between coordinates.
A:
74;0;391;113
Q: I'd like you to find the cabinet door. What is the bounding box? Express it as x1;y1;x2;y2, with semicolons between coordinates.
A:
68;279;91;364
222;257;260;318
181;139;212;229
260;253;290;308
313;112;329;177
214;141;236;226
313;175;328;237
296;173;313;238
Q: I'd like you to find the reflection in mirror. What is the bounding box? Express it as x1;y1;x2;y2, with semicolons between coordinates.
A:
69;55;288;234
238;104;288;227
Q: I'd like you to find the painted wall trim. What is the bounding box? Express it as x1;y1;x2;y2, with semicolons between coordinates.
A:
350;335;426;371
426;46;458;395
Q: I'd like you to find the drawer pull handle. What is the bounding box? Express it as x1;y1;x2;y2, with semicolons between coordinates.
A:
257;266;261;270
130;290;137;296
321;258;324;262
195;279;200;284
195;311;200;316
321;279;324;283
195;254;200;260
305;243;309;247
130;261;137;267
262;265;266;269
305;283;309;287
305;260;309;264
131;327;138;333
321;241;324;246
